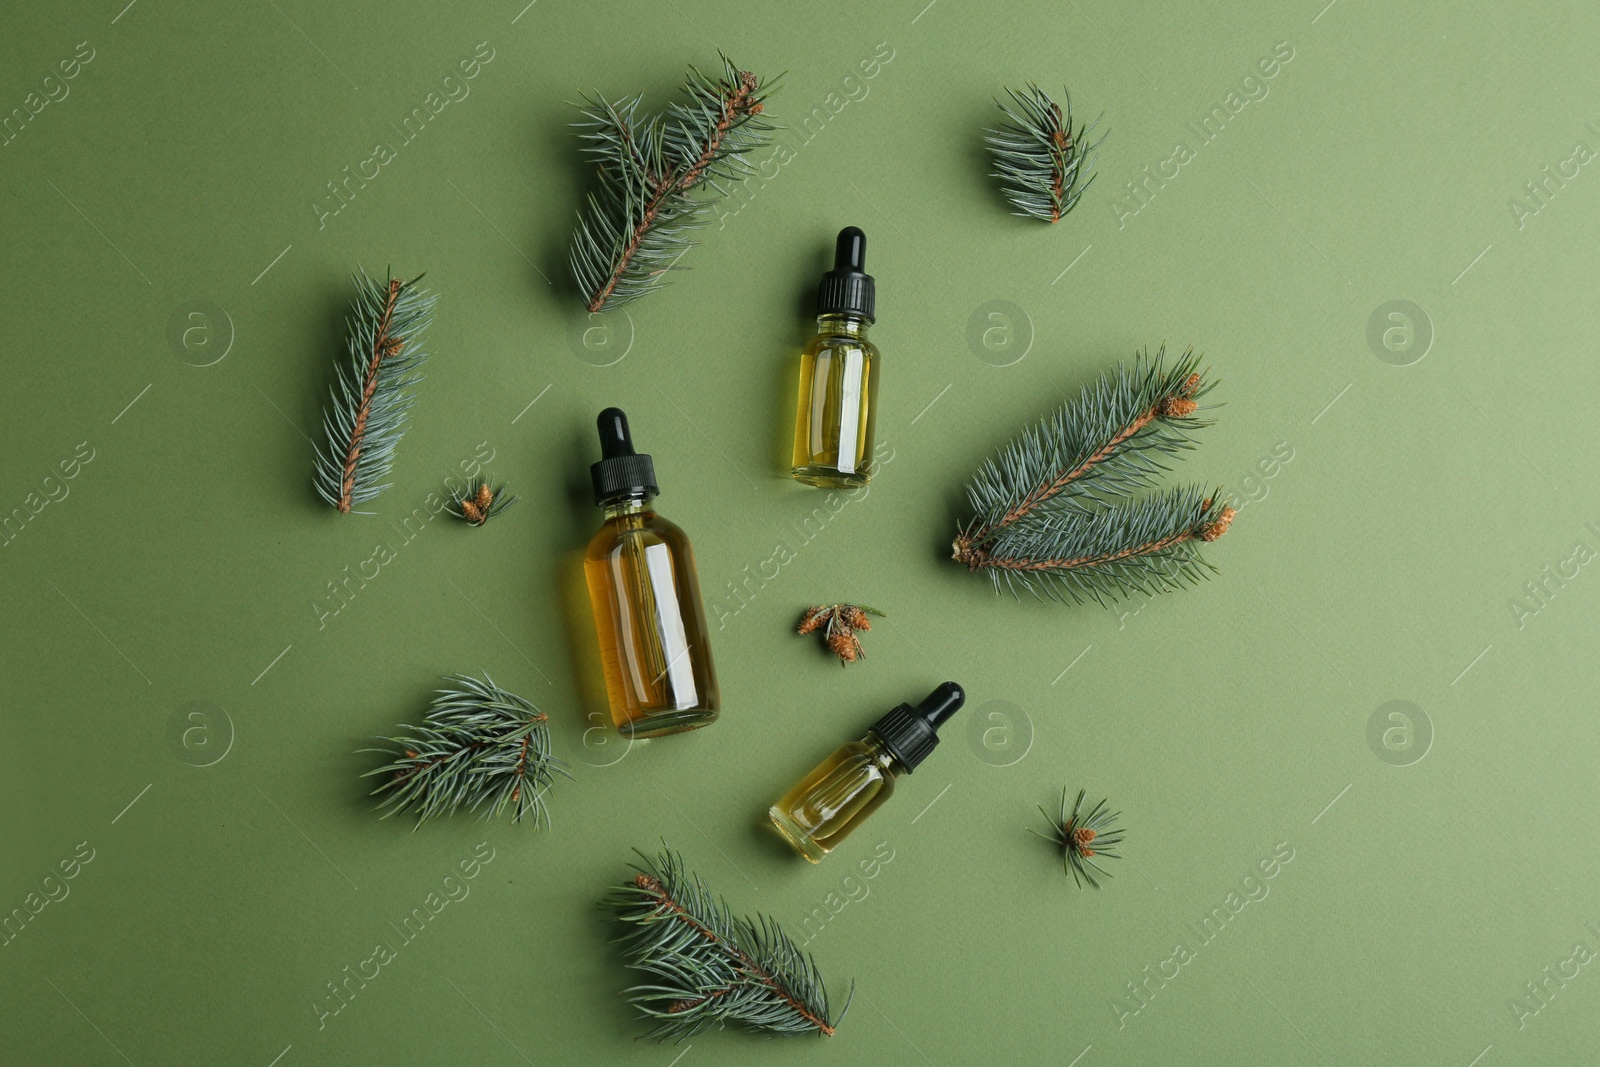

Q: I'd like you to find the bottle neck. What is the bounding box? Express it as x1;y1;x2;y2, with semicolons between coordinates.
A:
600;494;654;521
817;313;870;339
860;732;907;777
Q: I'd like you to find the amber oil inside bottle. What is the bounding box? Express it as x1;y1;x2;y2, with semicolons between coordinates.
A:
769;734;901;863
791;313;879;489
584;495;719;738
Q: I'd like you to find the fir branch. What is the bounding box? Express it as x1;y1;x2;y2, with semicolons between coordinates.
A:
985;84;1103;223
363;673;570;829
570;56;776;312
1028;788;1124;888
964;486;1233;605
952;349;1234;604
313;269;435;513
604;846;851;1042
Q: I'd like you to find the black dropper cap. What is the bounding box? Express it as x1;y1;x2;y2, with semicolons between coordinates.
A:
867;682;965;773
590;407;658;505
816;226;875;323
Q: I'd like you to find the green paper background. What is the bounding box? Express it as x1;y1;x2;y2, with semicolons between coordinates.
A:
4;0;1599;1063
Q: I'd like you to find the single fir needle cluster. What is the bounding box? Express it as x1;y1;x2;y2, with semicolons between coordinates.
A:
1031;788;1125;888
569;56;776;312
952;348;1235;604
364;673;570;829
604;846;851;1041
797;603;883;664
985;84;1103;223
314;269;435;513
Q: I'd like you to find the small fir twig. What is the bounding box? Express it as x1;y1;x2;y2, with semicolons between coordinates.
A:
363;673;570;829
570;56;777;312
450;481;517;526
604;845;852;1042
796;603;884;665
1029;788;1124;888
314;269;435;513
985;84;1103;223
952;347;1236;604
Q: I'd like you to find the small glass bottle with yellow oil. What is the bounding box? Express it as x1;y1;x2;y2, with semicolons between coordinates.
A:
790;226;879;488
769;682;964;862
583;408;719;738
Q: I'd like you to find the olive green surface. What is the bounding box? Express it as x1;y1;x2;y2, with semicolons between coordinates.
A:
5;1;1599;1063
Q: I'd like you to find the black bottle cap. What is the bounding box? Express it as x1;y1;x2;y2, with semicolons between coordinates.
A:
868;682;965;773
816;226;875;323
590;407;658;505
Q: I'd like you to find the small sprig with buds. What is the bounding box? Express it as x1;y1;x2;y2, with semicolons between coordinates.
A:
451;482;516;526
797;603;884;665
985;84;1103;223
604;845;851;1041
1029;788;1124;888
363;673;570;829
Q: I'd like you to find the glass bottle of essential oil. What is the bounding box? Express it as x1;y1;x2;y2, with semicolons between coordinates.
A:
790;226;879;488
583;408;719;738
770;682;964;862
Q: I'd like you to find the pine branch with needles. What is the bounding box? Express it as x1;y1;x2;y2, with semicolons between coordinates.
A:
1029;788;1124;888
313;269;435;513
985;84;1103;223
951;347;1235;604
569;56;777;312
363;673;570;829
604;846;852;1042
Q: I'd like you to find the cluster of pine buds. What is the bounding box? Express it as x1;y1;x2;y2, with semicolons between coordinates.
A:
796;603;882;665
451;482;515;526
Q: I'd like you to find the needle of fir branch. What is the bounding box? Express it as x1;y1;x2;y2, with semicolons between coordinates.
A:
313;269;435;513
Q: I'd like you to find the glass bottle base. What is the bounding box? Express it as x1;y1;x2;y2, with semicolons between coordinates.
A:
620;707;718;739
790;465;870;490
768;806;826;863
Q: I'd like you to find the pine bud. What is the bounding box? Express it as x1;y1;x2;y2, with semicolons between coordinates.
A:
1199;506;1235;542
797;606;830;634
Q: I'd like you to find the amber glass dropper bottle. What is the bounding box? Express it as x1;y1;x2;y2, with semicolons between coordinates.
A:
583;408;719;738
790;226;879;488
769;682;965;862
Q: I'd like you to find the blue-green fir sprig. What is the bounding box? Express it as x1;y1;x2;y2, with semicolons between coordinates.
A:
1030;788;1125;888
985;84;1103;223
363;673;570;829
570;56;777;312
604;846;852;1042
952;348;1235;604
313;269;435;513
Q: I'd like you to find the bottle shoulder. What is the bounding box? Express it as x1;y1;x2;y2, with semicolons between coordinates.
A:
585;508;691;560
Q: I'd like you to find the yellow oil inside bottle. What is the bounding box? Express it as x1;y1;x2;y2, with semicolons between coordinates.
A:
790;314;879;489
584;500;718;738
769;736;899;862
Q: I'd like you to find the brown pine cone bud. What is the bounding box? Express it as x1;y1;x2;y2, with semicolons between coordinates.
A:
474;483;493;508
460;499;484;524
1199;506;1236;542
1158;396;1198;418
797;606;830;634
841;605;871;631
826;630;859;662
